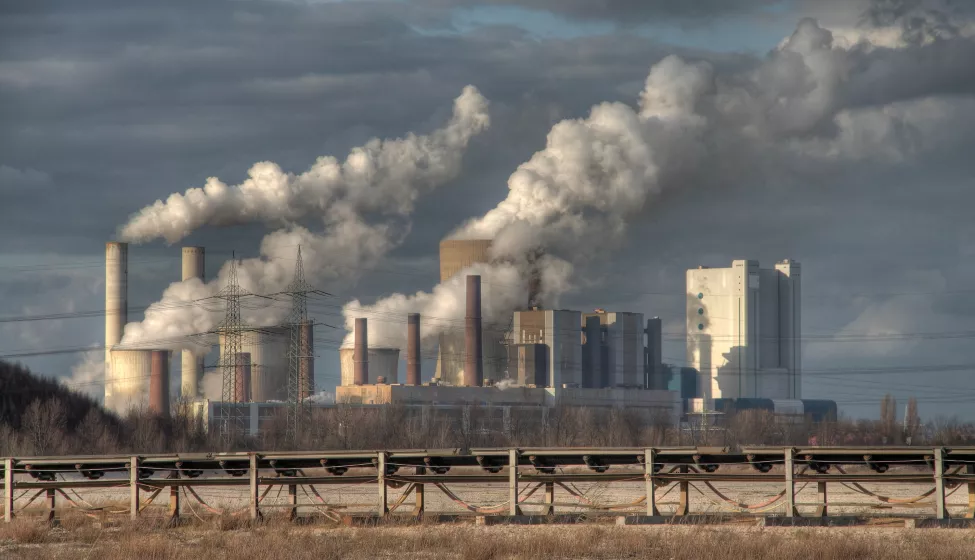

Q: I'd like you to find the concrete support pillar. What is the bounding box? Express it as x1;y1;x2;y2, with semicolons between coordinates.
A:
464;275;483;387
406;314;421;386
288;484;298;521
4;457;12;522
508;448;520;516
645;448;658;516
129;456;140;520
413;466;425;517
249;454;261;521
354;318;368;386
967;464;975;519
785;448;796;517
169;481;180;526
934;447;948;520
45;488;56;524
816;482;828;517
377;452;388;515
676;465;689;516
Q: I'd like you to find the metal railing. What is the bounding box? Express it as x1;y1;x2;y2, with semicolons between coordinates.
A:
2;446;974;524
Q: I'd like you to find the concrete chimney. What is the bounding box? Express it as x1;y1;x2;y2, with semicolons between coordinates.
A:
180;246;205;399
149;350;170;417
105;242;128;366
407;313;421;385
464;275;483;387
300;320;314;398
353;318;368;385
235;352;252;403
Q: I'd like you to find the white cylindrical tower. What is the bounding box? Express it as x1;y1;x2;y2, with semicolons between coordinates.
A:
105;242;128;407
180;246;205;398
108;349;152;413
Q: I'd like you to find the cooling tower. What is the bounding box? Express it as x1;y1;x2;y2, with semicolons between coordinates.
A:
107;349;151;414
219;327;289;402
180;246;205;399
340;347;400;385
439;239;492;282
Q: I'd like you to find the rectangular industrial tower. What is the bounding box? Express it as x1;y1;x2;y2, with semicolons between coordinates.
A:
512;309;582;391
686;259;801;401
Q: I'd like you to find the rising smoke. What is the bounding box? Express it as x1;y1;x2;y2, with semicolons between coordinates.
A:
343;11;975;351
117;86;490;351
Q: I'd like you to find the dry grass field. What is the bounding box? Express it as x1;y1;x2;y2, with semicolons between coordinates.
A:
1;517;974;560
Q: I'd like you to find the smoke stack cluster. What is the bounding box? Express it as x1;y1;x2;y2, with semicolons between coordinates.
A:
149;350;170;417
354;318;368;385
407;313;421;385
464;275;483;387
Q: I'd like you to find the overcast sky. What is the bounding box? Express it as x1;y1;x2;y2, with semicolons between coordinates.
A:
2;0;975;420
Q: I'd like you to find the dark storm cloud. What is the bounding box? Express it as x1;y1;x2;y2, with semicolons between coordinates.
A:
425;0;781;23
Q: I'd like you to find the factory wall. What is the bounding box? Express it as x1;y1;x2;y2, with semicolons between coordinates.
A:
512;309;582;390
339;347;400;385
686;259;801;401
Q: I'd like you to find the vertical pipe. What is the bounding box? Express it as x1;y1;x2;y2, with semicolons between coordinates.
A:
465;275;483;387
300;320;314;398
966;463;974;519
169;484;180;526
645;448;658;516
149;350;170;417
129;456;139;520
3;457;12;522
508;448;519;516
249;454;260;521
354;318;368;386
377;452;388;515
105;242;128;408
407;313;421;386
235;353;252;403
785;448;796;517
934;447;947;520
180;247;205;399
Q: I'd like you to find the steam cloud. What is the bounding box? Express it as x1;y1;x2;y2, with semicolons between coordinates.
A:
343;12;975;355
118;86;490;351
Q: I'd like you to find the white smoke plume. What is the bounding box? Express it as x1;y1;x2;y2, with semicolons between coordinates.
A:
344;13;975;354
118;86;490;351
119;86;490;244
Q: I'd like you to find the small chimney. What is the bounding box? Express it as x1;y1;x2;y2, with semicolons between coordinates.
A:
149;350;170;417
464;275;483;387
235;353;252;403
354;318;368;385
406;313;421;385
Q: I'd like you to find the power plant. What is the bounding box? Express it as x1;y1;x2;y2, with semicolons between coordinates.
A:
101;238;833;434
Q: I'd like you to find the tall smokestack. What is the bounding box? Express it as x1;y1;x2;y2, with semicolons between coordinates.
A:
464;275;483;387
353;318;368;385
300;320;314;398
407;313;421;385
149;350;170;417
180;246;205;398
105;242;128;391
235;352;252;403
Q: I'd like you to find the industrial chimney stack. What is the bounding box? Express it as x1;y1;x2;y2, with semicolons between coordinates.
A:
149;350;170;417
105;243;128;365
180;247;205;398
353;318;368;385
407;313;421;385
464;275;483;387
235;352;252;403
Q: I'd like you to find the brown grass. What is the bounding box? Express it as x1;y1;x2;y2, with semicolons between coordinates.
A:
0;519;974;560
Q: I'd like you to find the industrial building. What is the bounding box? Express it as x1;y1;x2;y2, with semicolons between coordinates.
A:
686;259;801;401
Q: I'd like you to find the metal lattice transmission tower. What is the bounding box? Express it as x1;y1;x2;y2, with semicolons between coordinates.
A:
216;255;246;448
286;247;312;444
